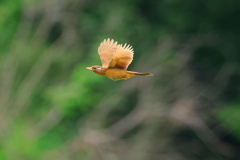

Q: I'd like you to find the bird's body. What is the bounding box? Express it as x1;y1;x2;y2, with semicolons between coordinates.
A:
93;68;151;81
94;68;132;80
86;38;153;81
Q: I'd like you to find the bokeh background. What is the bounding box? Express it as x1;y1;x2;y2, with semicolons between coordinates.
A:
1;0;240;159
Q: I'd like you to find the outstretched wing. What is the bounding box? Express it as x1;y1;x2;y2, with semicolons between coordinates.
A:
98;38;118;68
108;43;134;70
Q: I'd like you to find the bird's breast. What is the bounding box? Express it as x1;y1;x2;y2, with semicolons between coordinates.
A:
105;69;132;80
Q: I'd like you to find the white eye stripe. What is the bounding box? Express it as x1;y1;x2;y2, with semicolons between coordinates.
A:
93;67;101;70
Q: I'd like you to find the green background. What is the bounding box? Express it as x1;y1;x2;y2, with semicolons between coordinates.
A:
0;0;240;159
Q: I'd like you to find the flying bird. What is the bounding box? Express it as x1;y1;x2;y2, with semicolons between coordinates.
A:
86;38;153;81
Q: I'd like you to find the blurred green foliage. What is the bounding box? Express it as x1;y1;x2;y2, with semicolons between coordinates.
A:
217;103;240;140
1;0;240;159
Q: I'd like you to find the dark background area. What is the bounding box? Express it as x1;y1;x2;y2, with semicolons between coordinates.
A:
0;0;240;159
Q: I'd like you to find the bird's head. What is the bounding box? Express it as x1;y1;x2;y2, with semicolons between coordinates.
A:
86;65;105;75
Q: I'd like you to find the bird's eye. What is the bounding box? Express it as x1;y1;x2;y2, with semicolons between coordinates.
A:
92;67;98;70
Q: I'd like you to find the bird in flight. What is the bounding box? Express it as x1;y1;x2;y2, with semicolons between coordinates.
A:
86;38;153;81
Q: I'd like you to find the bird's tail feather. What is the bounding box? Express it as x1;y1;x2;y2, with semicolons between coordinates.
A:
127;71;153;76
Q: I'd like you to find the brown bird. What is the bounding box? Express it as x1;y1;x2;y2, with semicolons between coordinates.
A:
86;38;153;81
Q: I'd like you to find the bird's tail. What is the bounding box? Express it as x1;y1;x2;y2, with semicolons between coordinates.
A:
127;71;153;76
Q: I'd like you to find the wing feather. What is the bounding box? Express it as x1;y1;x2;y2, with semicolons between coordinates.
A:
108;42;134;69
98;38;118;68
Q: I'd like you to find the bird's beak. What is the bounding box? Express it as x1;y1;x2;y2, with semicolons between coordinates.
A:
86;67;92;70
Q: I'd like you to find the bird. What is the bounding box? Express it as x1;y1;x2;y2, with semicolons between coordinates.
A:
86;38;153;81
